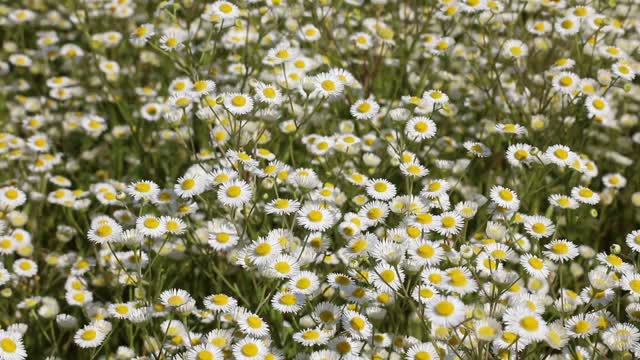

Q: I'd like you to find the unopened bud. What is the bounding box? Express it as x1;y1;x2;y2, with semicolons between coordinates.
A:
610;244;621;254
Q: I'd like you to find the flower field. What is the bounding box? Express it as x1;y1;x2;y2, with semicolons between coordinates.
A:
0;0;640;359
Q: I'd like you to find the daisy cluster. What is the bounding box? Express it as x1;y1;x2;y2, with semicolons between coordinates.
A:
0;0;640;359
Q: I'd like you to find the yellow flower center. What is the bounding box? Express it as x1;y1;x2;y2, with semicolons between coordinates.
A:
168;295;185;306
435;301;455;316
135;183;151;192
559;76;573;86
181;179;196;190
255;243;271;256
374;182;388;192
574;320;591;333
448;269;468;287
429;273;442;284
144;218;160;229
592;99;605;110
554;149;569;159
247;315;262;328
307;210;323;222
514;149;528;160
263;87;276;98
350;317;366;330
520;316;539;331
274;261;290;273
498;189;513;201
357;102;371;113
5;189;19;199
629;279;640;293
551;242;569;254
302;330;321;340
380;269;395;283
531;223;546;234
96;225;113;237
0;337;17;352
441;216;455;228
226;185;242;198
321;80;336;91
419;288;434;298
231;96;247;107
478;326;496;338
417;245;434;258
115;304;129;314
197;350;214;360
279;293;297;305
414;121;429;133
578;188;593;198
607;254;623;267
241;343;258;356
134;27;147;37
351;239;368;252
219;3;233;13
296;278;311;289
502;332;517;343
528;257;544;270
81;329;97;341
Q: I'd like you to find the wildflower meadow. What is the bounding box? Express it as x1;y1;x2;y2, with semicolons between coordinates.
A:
1;0;640;359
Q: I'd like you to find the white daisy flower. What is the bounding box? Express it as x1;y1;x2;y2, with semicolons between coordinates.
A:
489;186;520;210
425;295;466;326
0;187;27;210
350;99;380;120
405;116;437;142
504;306;547;341
566;313;598;338
232;337;267;360
296;203;337;232
552;71;580;94
160;288;193;308
520;253;550;279
136;215;166;238
523;215;555;239
74;321;111;348
365;178;397;201
265;198;301;215
313;73;344;98
238;313;270;337
434;211;464;237
87;217;123;244
127;180;159;201
571;186;600;205
625;230;640;252
203;293;238;313
341;310;372;339
543;239;579;262
293;328;330;346
185;344;223;360
217;179;253;207
405;342;439;360
223;93;254;115
545;144;575;166
12;259;38;278
421;179;449;198
548;194;579;209
265;254;300;279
